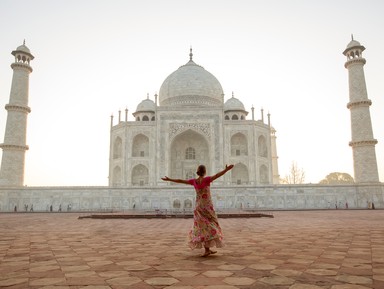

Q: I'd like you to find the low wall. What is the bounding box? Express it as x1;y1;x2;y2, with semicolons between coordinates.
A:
0;183;383;212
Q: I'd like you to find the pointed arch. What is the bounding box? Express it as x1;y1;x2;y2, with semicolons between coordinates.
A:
231;132;248;156
258;135;268;157
173;199;181;208
231;163;249;185
184;199;193;208
132;134;149;157
131;164;149;186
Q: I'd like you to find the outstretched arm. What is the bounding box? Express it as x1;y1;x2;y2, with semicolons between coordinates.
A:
211;164;234;182
161;176;190;185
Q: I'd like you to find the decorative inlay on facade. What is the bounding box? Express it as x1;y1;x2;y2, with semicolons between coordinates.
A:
169;123;211;140
230;130;248;138
162;95;222;107
131;159;150;167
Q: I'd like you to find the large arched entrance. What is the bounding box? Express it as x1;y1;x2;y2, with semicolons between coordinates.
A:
170;129;209;180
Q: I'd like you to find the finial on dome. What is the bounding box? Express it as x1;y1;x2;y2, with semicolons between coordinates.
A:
189;46;193;61
232;91;234;98
23;39;25;45
147;93;149;99
351;34;354;41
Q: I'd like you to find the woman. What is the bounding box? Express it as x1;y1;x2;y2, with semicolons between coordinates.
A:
162;164;234;257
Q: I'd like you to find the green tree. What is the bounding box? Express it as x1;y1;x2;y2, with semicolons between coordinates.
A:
319;172;354;184
280;161;305;184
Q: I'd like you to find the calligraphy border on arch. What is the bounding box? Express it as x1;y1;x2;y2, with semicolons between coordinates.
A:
169;123;211;140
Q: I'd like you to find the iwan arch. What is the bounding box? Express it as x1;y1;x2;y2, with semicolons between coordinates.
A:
0;39;383;212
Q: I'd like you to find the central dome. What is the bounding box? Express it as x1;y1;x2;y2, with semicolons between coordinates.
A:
159;51;224;107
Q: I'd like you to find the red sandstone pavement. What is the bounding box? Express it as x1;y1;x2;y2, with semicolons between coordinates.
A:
0;210;384;289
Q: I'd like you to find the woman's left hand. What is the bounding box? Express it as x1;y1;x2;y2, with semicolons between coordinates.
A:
226;164;234;171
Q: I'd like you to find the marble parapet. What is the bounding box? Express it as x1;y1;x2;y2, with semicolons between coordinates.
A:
0;183;383;212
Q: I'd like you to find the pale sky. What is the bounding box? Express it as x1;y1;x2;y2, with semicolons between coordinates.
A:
0;0;383;186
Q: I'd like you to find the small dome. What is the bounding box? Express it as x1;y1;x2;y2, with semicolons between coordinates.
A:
16;44;31;54
136;98;156;112
346;39;361;49
12;41;34;59
343;37;365;56
224;96;245;111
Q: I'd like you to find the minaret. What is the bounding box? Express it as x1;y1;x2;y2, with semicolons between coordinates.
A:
0;42;34;186
343;37;379;183
270;127;279;184
268;113;279;184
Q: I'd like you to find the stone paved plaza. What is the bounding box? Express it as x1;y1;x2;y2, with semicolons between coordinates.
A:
0;210;384;289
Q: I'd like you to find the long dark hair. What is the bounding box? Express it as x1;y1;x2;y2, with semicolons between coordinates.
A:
196;165;206;177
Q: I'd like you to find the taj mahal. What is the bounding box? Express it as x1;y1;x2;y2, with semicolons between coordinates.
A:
0;38;383;212
109;49;278;188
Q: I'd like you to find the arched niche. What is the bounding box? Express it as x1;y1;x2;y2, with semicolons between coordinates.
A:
132;134;149;157
170;129;209;179
113;137;122;159
258;135;268;157
231;163;249;185
231;132;248;156
131;164;149;186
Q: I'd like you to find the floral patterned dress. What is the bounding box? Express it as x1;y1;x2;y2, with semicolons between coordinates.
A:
187;176;224;249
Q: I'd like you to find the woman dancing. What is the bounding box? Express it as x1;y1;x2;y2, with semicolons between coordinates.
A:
162;164;234;257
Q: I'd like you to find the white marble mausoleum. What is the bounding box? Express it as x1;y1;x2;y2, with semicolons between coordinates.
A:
109;49;279;187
